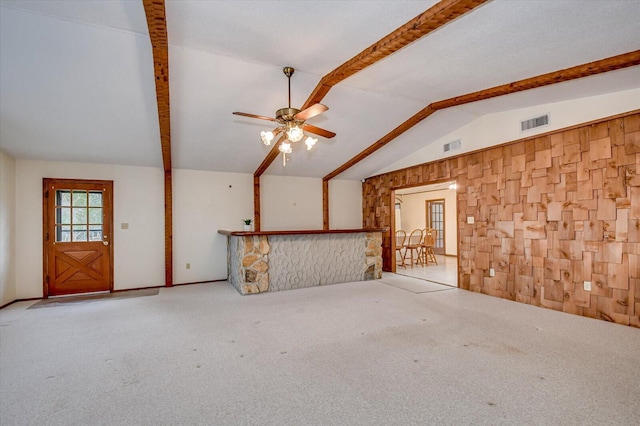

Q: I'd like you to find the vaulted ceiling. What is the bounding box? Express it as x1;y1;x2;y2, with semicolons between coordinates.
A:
1;0;639;180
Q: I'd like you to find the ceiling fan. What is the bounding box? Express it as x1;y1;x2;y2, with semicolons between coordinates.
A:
233;66;336;165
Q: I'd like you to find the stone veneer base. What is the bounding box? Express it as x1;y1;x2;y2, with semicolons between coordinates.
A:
223;231;383;295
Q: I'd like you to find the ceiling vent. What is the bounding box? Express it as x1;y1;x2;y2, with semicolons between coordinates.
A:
444;139;461;153
521;113;549;132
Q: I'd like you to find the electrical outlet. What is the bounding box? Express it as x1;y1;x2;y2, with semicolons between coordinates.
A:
489;268;495;277
467;216;475;224
584;281;591;291
186;263;191;270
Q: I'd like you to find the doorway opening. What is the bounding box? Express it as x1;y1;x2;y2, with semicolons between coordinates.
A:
393;181;458;287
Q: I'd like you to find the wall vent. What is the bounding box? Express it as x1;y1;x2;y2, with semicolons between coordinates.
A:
444;139;461;153
521;113;549;131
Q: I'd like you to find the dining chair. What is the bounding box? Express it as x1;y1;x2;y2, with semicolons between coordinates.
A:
403;229;423;267
422;228;438;265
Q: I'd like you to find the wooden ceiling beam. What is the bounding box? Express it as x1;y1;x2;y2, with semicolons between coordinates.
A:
143;0;173;287
143;0;171;172
303;0;490;109
324;50;640;181
254;0;490;178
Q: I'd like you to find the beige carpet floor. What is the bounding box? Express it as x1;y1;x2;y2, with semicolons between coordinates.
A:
1;278;638;425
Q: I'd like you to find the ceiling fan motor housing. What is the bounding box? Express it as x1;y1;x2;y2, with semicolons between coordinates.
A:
276;107;301;123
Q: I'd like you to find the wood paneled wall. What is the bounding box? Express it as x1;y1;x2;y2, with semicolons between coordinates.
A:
363;111;640;327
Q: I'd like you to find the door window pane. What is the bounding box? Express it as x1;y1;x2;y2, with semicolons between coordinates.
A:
56;208;71;225
89;225;103;241
89;208;102;224
89;191;103;207
56;225;71;242
72;191;87;207
72;225;88;242
56;190;71;207
72;208;87;224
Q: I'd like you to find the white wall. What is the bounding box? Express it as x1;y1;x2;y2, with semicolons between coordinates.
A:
398;188;457;256
261;175;323;230
379;88;640;175
261;176;363;231
9;159;363;299
329;179;363;229
173;168;253;284
172;172;362;282
0;150;16;306
14;160;165;298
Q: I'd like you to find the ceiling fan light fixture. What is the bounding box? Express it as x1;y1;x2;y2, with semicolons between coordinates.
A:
278;141;292;166
286;124;304;143
305;136;317;151
260;130;274;145
279;141;292;154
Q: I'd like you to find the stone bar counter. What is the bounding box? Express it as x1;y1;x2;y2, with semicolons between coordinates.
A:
218;228;386;295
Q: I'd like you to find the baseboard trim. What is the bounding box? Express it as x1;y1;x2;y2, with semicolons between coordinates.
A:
173;279;227;286
0;297;41;310
0;279;229;310
112;285;163;293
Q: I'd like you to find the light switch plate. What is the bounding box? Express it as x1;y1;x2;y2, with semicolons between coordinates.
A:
467;216;475;224
121;223;129;230
584;281;591;291
490;268;495;277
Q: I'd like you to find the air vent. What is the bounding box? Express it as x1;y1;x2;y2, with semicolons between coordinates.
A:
444;139;461;153
521;113;549;131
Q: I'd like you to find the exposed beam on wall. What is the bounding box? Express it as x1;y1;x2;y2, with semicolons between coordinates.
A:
254;176;261;231
322;179;329;230
324;50;640;182
143;0;173;287
163;170;173;286
254;0;490;178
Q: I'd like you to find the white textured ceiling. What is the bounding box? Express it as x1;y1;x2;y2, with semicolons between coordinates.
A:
1;0;639;180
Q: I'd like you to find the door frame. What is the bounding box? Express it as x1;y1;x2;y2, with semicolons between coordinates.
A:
389;179;458;277
42;178;114;298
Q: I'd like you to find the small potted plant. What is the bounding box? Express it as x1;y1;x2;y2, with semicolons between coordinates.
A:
242;218;253;231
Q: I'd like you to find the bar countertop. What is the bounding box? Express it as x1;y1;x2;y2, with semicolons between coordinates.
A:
218;228;388;237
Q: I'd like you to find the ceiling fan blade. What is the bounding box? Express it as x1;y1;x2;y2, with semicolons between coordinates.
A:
294;103;328;121
233;111;278;122
274;133;286;146
302;123;336;139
